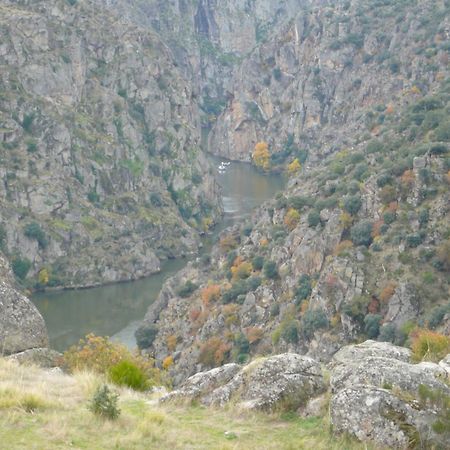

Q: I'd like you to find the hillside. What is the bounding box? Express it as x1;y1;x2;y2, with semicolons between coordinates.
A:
0;0;221;289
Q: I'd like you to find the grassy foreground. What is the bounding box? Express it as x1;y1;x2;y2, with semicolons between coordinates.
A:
0;359;370;450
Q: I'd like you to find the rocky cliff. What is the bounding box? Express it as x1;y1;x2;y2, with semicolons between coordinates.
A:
0;0;221;288
210;0;450;161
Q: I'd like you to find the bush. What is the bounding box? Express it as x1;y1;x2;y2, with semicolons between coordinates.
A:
350;220;373;246
300;309;328;339
12;257;31;280
411;329;450;362
343;195;362;216
198;337;230;367
24;222;48;249
63;334;161;386
177;280;198;298
109;360;148;391
263;261;278;280
378;323;396;343
0;223;6;250
252;255;264;271
284;208;300;230
135;324;158;349
88;385;120;420
383;211;396;224
296;275;312;301
281;320;299;344
307;210;321;227
364;314;382;339
428;304;450;329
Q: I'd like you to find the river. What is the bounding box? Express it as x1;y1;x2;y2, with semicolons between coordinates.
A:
32;158;285;351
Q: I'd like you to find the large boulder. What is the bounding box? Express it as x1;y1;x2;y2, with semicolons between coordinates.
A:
331;386;441;449
330;341;450;449
161;363;241;403
162;353;326;412
331;356;449;395
6;348;61;368
0;255;48;355
329;340;411;368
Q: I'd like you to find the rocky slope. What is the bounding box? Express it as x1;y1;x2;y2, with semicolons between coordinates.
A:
137;0;450;385
0;0;221;288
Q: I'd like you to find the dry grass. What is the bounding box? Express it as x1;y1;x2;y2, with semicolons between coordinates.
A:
0;358;372;449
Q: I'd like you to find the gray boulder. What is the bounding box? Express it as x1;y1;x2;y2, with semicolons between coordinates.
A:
0;254;48;355
329;340;411;368
331;356;449;395
161;363;241;403
162;353;326;412
6;348;60;368
330;341;450;449
331;386;440;449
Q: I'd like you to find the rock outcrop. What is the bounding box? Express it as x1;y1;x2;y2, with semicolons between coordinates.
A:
162;353;326;412
0;254;48;355
330;341;450;449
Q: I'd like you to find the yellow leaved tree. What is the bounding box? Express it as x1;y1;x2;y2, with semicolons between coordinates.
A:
252;141;270;170
287;158;301;175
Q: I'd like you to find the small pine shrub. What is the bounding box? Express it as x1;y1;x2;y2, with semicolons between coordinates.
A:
108;360;148;391
177;280;198;298
263;261;278;280
88;385;120;420
135;324;158;349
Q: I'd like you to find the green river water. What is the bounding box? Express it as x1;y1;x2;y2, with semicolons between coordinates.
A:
32;159;285;351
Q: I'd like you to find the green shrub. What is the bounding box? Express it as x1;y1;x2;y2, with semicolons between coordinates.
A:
350;220;373;246
24;222;48;249
296;275;312;301
0;224;6;250
177;280;198;298
307;210;321;227
252;255;265;271
428;304;450;329
22;114;35;132
88;385;120;420
108;360;148;391
364;314;382;339
344;195;362;215
378;323;396;343
281;320;299;344
300;309;328;339
263;261;278;280
135;324;158;349
383;211;396;224
12;257;32;280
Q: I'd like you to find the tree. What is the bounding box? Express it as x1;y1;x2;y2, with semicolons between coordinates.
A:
307;210;321;228
252;141;270;170
287;158;301;175
263;261;278;280
343;195;362;216
284;208;300;230
350;220;373;246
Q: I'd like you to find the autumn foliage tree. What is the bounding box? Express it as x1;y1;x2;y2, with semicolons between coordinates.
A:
284;208;300;230
252;141;270;170
287;158;301;175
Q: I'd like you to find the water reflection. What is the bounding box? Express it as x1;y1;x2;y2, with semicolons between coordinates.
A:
32;159;285;351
